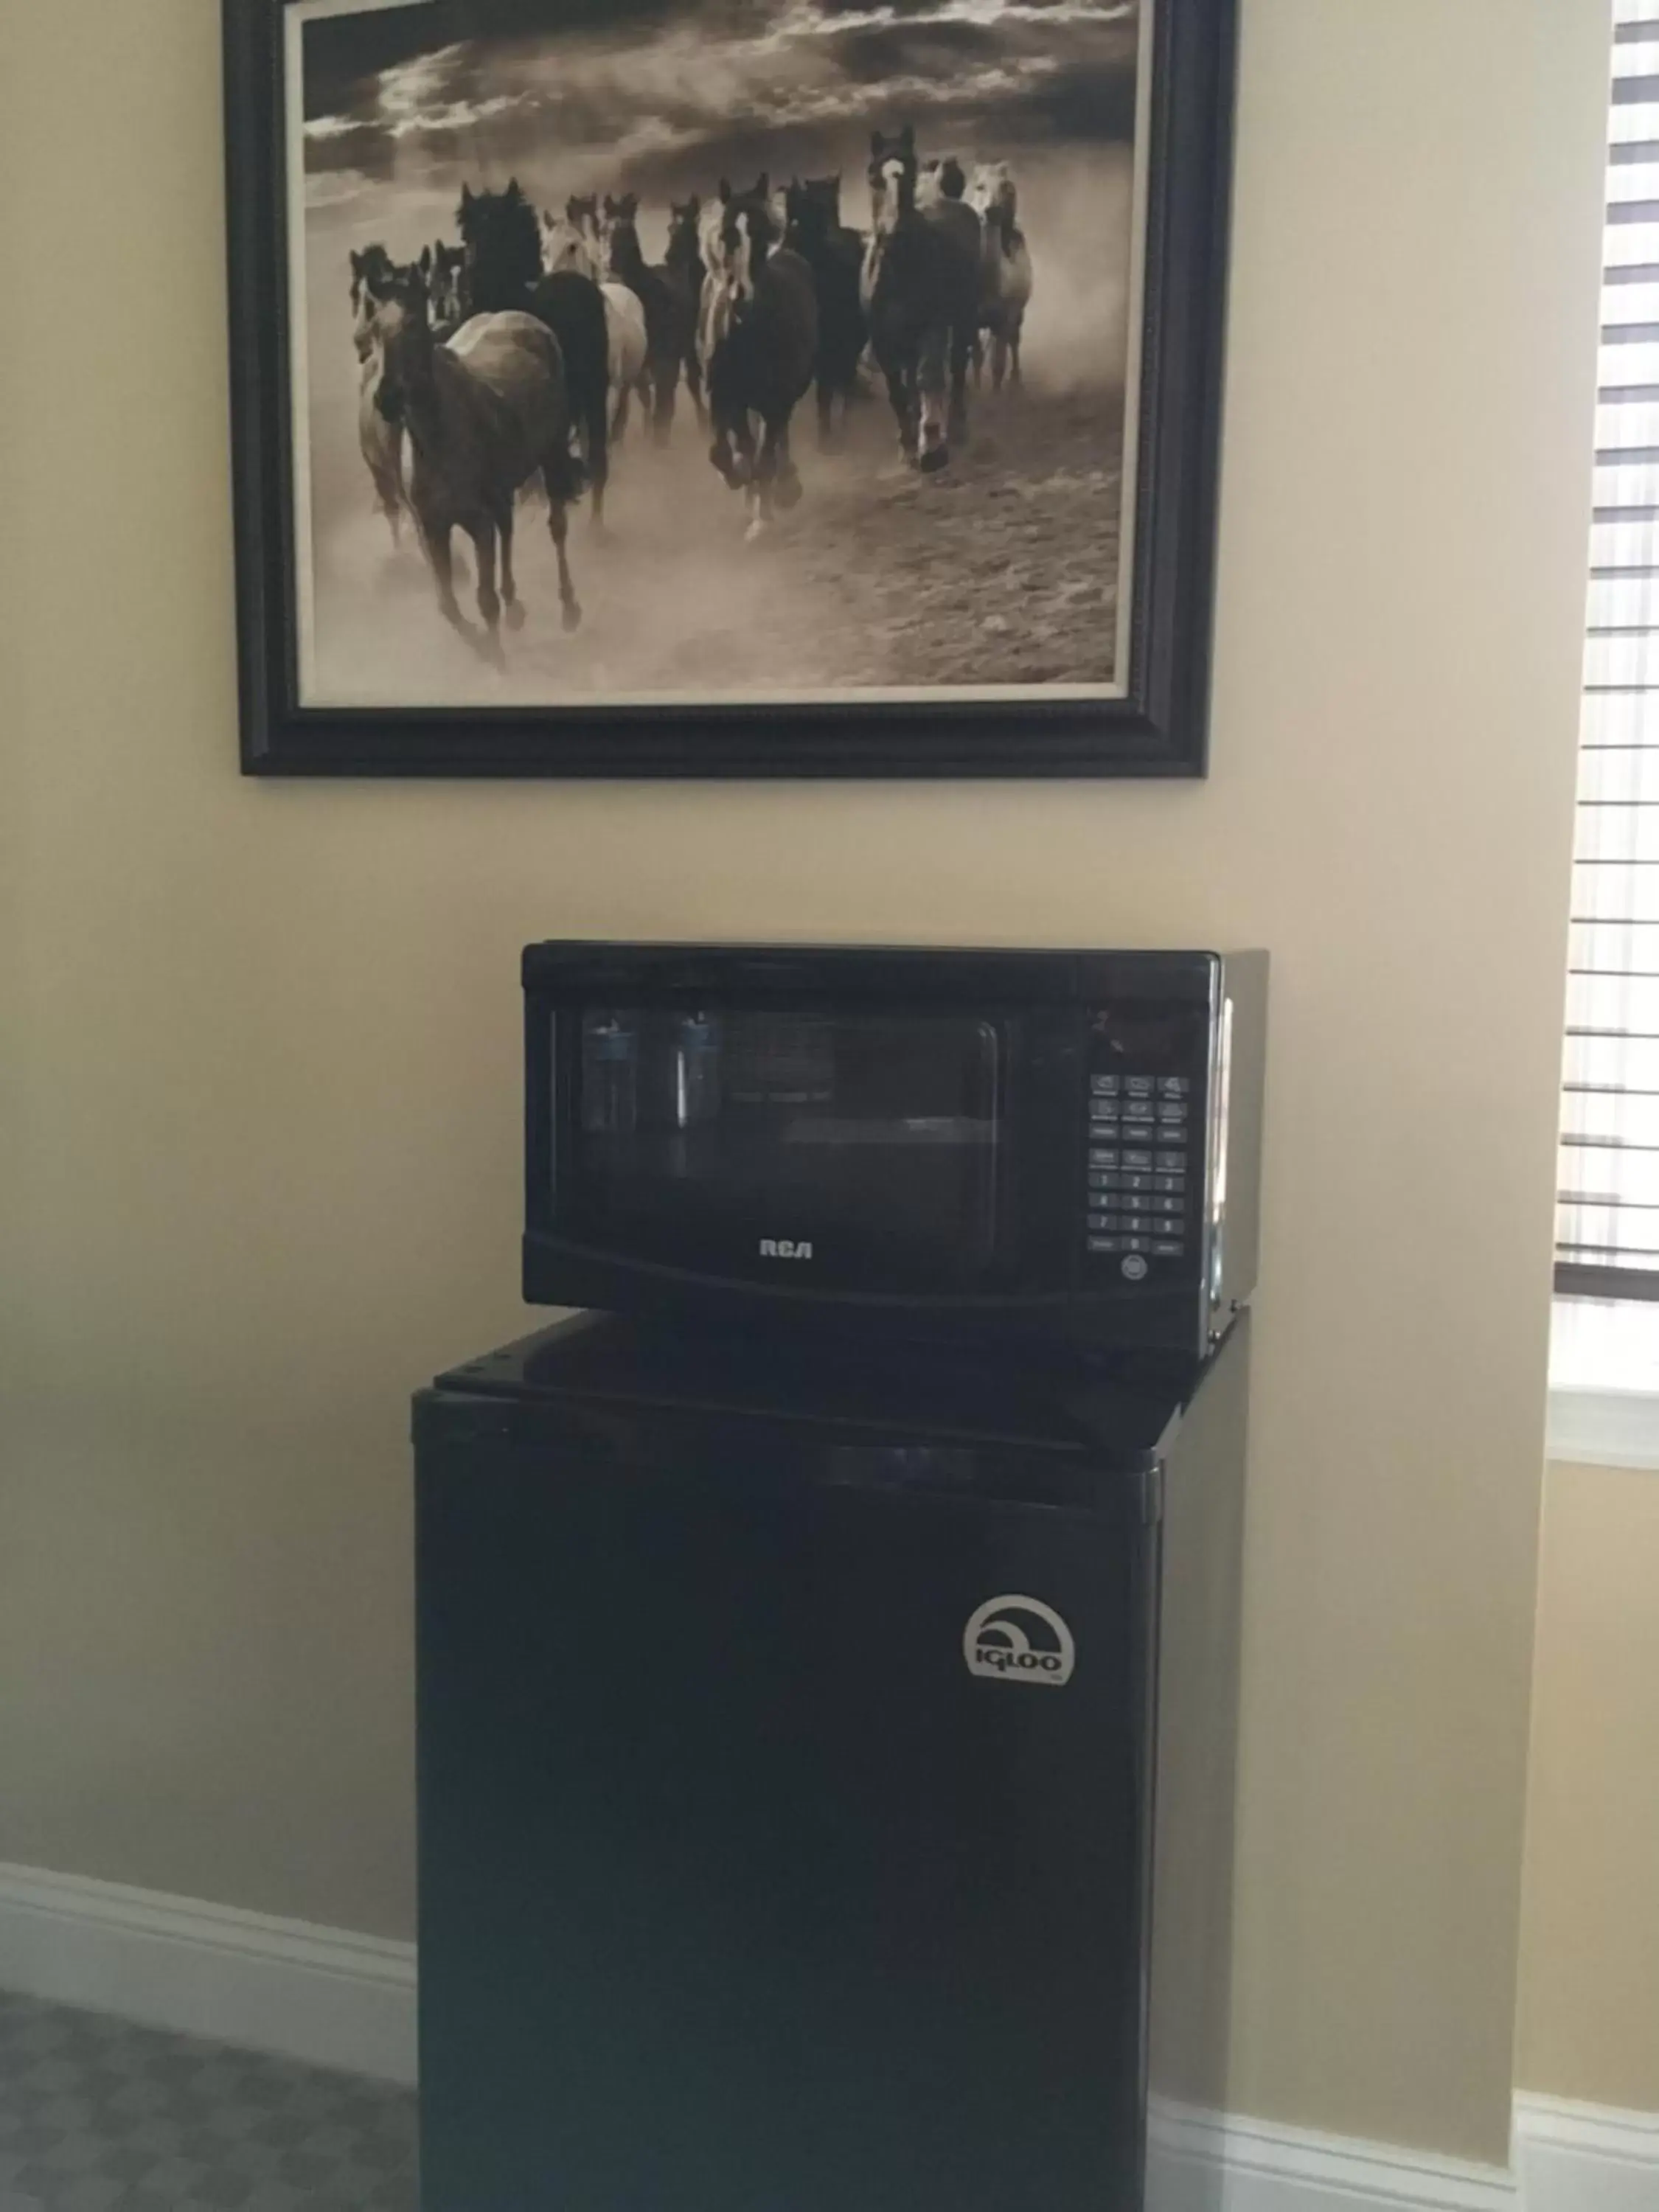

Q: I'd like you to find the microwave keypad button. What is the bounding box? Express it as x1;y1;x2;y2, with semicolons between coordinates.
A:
1158;1077;1192;1098
1125;1077;1156;1098
1152;1239;1185;1258
1088;1147;1121;1169
1119;1172;1152;1194
1091;1075;1121;1096
1089;1096;1119;1121
1153;1172;1186;1194
1150;1192;1183;1215
1155;1148;1186;1170
1157;1101;1188;1124
1123;1149;1153;1170
1088;1162;1121;1183
1088;1235;1127;1253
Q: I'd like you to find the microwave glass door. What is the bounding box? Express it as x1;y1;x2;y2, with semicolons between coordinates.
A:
561;1007;1005;1292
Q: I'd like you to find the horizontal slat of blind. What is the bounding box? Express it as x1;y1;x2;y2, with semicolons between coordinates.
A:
1562;1102;1659;1152
1560;12;1656;1295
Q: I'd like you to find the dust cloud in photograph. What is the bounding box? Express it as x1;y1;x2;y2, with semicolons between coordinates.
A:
295;0;1143;709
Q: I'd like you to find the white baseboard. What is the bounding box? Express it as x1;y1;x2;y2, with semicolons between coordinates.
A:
1514;2093;1659;2212
0;1860;417;2084
0;1860;1654;2211
1150;2098;1520;2210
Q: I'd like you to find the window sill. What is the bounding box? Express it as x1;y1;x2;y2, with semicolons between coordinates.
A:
1547;1386;1659;1471
1549;1298;1659;1467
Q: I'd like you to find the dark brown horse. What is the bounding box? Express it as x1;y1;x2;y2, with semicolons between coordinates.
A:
456;180;611;527
705;182;818;538
604;192;695;442
368;262;583;661
663;197;707;428
863;127;980;473
785;178;867;447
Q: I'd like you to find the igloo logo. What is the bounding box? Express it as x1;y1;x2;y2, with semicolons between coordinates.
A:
962;1596;1076;1686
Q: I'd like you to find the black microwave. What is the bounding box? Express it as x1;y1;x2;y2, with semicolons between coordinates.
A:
523;944;1267;1357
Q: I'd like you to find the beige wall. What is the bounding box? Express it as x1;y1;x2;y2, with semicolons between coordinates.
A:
1519;1462;1659;2115
0;0;1607;2166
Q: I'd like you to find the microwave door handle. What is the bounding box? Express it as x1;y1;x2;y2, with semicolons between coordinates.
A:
1206;994;1234;1332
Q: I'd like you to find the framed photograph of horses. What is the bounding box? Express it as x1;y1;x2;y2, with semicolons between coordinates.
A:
224;0;1236;777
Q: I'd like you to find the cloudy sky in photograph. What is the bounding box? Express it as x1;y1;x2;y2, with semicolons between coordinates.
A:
300;0;1139;206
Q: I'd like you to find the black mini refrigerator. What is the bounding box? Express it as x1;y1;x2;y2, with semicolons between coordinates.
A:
413;1312;1248;2212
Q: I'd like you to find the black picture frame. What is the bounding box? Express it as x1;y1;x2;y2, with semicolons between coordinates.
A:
224;0;1237;779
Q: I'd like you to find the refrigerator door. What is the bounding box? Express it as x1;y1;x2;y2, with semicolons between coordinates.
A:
416;1414;1155;2212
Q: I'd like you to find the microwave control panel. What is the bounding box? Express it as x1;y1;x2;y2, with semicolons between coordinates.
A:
1082;1069;1197;1281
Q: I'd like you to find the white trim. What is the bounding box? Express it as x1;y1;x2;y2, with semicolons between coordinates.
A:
1;1860;1655;2212
1148;2098;1518;2211
1545;1385;1659;1470
0;1861;417;2084
1514;2094;1659;2212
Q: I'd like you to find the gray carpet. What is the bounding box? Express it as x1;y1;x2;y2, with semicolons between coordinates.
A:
0;1989;417;2211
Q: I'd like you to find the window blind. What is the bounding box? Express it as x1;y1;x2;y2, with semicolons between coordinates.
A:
1556;0;1659;1302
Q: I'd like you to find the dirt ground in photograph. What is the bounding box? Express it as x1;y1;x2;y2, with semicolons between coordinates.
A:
305;372;1125;705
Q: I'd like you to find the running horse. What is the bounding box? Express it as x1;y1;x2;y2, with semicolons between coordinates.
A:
784;177;866;446
604;192;695;442
662;198;708;427
456;180;612;527
541;200;649;442
349;243;406;546
541;196;604;281
863;127;979;473
705;178;818;538
424;240;468;339
698;174;768;388
366;259;585;660
968;161;1034;391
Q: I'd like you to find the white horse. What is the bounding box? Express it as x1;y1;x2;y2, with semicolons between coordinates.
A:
349;246;406;546
541;203;650;442
698;184;742;378
600;282;650;439
541;198;604;281
968;161;1033;391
